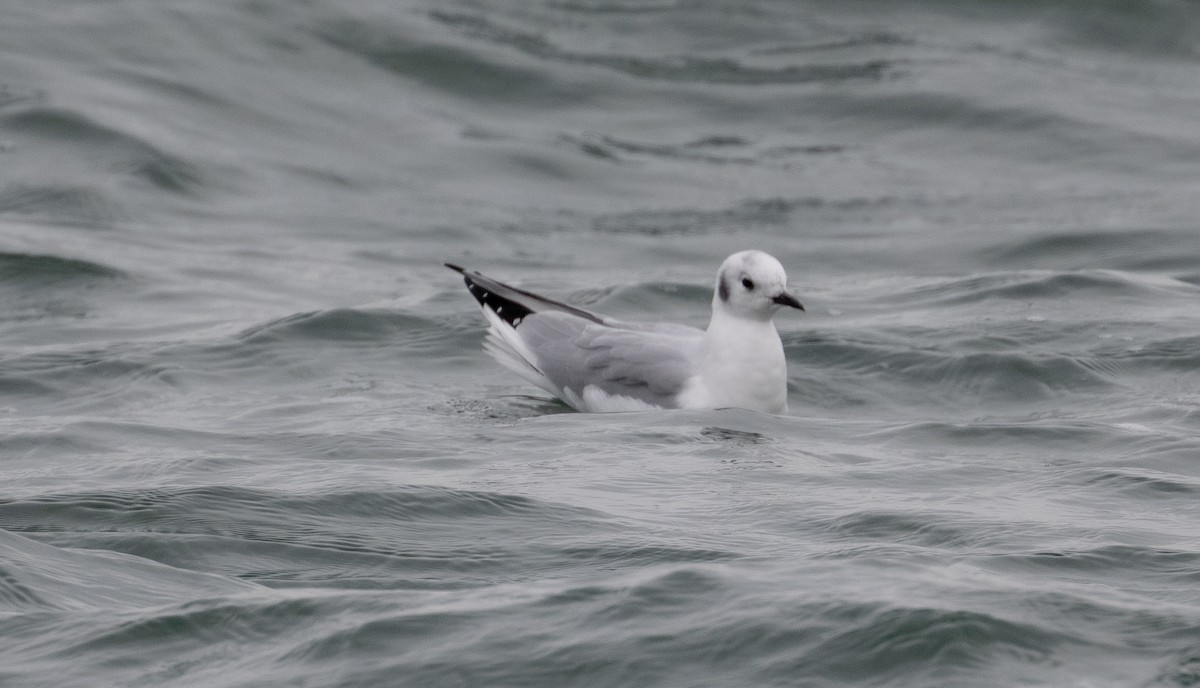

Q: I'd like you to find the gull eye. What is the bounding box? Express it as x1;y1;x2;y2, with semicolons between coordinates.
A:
741;277;754;290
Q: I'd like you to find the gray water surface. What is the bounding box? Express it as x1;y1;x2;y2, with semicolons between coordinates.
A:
3;1;1200;686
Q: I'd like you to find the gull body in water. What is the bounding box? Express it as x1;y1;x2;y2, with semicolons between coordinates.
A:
447;251;804;413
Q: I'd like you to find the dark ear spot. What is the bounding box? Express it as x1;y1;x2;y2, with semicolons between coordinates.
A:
718;274;730;302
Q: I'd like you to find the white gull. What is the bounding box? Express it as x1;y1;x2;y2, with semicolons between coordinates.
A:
446;250;804;413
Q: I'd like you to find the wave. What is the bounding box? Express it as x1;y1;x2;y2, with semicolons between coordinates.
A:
976;228;1200;273
0;529;258;614
0;484;750;609
0;252;125;285
1;106;208;196
427;10;897;85
236;308;439;346
314;7;897;113
0;184;126;228
891;270;1198;308
789;331;1114;413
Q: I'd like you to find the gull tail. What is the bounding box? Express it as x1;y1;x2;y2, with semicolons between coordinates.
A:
446;263;602;396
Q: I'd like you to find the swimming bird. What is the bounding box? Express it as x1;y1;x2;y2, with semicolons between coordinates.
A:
446;251;804;413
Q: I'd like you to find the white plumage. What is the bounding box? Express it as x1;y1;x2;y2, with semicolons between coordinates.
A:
447;251;803;413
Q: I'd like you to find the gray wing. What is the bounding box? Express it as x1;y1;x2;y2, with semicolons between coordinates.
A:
517;311;702;408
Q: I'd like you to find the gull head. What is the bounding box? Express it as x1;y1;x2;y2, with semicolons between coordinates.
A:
713;250;804;320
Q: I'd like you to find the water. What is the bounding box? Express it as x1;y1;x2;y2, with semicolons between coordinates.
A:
3;0;1200;686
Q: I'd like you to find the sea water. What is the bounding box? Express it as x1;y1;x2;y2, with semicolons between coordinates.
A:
2;1;1200;686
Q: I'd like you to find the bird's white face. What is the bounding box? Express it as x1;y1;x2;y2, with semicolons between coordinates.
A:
713;250;803;320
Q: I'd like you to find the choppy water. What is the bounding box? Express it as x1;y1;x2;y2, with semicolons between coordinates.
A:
3;1;1200;686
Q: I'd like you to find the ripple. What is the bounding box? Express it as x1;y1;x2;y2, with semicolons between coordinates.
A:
1;106;208;195
985;545;1200;585
0;485;628;589
314;19;590;106
436;9;897;85
319;8;897;97
1157;652;1200;687
0;529;257;613
1098;334;1200;371
56;596;313;657
0;252;128;328
2;484;602;530
1083;468;1200;497
0;184;126;227
0;252;125;285
799;605;1055;682
792;332;1113;409
237;308;436;345
562;132;845;166
752;32;918;55
0;344;177;412
819;510;983;549
429;10;898;85
977;228;1200;272
897;270;1195;308
590;197;889;236
559;544;736;567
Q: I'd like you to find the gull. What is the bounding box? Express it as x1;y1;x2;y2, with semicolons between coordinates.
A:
446;250;804;413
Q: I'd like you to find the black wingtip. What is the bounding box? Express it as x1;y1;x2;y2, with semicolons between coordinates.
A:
446;263;604;328
458;274;536;328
